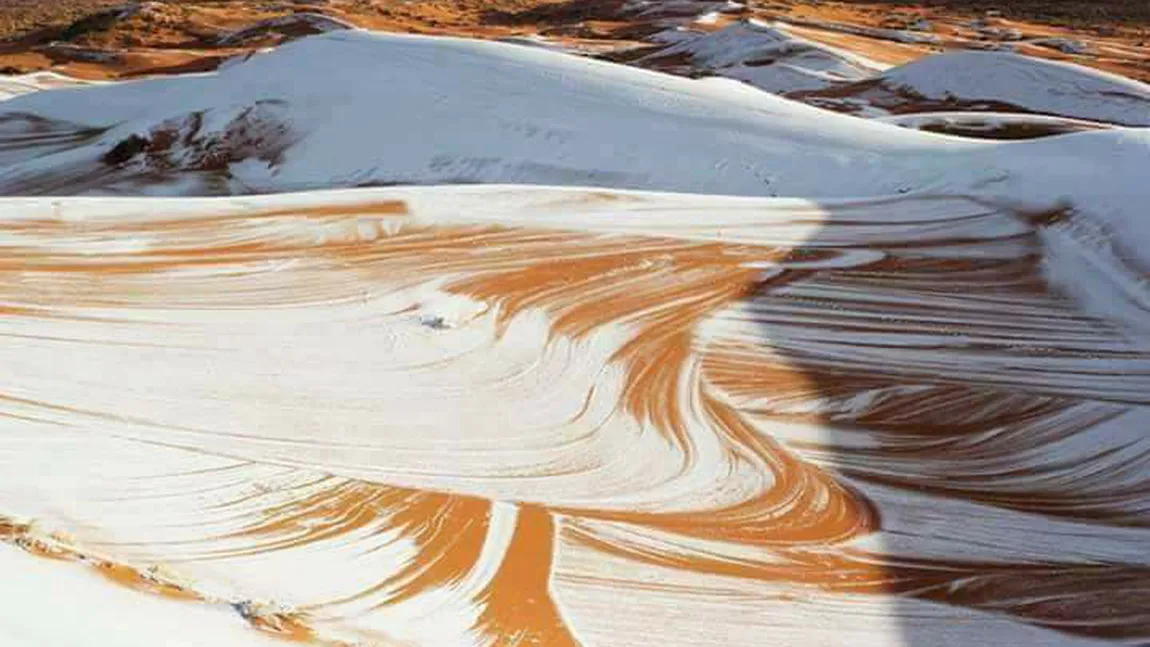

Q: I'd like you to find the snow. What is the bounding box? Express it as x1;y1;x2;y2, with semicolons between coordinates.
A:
622;0;744;20
0;72;94;101
877;51;1150;126
0;543;283;647
213;12;357;46
0;30;976;198
1031;37;1089;55
496;34;580;54
0;183;1146;645
778;16;941;44
0;30;1144;270
0;22;1145;647
976;25;1024;41
0;19;1146;647
649;26;699;44
878;111;1109;132
640;19;887;93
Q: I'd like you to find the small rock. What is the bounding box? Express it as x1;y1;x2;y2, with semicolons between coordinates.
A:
420;315;451;330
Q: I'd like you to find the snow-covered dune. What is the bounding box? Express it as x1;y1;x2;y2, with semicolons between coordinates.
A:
879;51;1150;125
0;27;1148;647
0;29;966;198
639;20;886;93
0;30;1146;263
0;186;1147;646
0;71;92;100
213;12;356;46
800;50;1150;126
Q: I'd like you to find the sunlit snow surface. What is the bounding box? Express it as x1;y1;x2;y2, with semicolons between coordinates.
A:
0;29;1148;647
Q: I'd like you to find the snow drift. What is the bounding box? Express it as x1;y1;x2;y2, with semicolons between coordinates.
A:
639;19;886;93
0;185;1147;646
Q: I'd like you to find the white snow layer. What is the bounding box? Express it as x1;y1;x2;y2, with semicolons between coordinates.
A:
0;30;1145;267
877;51;1150;126
0;543;284;647
641;19;887;93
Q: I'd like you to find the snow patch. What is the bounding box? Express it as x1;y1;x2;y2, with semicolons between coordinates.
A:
639;19;886;92
878;51;1150;126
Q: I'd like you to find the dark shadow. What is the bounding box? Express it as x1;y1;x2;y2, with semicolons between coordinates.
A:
733;195;1150;645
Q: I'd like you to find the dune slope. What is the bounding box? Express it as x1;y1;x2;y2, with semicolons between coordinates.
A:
0;26;1148;647
0;186;1147;646
0;31;1147;253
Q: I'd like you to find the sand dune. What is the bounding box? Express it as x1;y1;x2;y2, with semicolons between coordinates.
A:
0;3;1147;645
794;50;1150;125
619;20;1150;125
637;19;886;93
0;186;1147;646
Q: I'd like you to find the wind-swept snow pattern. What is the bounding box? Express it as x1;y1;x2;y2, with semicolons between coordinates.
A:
0;23;1148;647
0;71;93;101
0;185;1148;646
